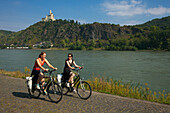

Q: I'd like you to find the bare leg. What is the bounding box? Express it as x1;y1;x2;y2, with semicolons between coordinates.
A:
41;78;45;89
69;72;75;87
37;72;43;84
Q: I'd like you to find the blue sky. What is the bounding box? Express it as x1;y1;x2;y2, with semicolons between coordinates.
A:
0;0;170;32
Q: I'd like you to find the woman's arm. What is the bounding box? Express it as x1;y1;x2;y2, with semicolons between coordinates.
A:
45;59;57;70
66;61;75;69
73;61;81;68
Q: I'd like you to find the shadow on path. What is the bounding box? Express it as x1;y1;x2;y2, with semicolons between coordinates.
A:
12;92;31;99
12;92;60;104
63;93;81;99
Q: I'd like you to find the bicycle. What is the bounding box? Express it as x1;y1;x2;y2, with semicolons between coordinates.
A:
60;68;92;100
26;69;63;103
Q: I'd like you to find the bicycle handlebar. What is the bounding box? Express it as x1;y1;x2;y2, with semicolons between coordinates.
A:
72;67;83;71
43;69;57;73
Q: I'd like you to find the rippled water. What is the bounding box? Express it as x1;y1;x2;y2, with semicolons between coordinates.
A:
0;49;169;94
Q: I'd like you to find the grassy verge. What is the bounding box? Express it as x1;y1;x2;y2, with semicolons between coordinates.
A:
0;67;169;104
86;77;170;104
0;67;30;79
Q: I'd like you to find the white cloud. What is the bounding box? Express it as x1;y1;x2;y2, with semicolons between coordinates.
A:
131;0;141;5
102;0;170;16
147;6;170;15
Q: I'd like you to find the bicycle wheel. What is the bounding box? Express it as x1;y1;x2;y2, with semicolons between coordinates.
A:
62;86;69;95
47;82;63;103
28;88;41;98
76;81;92;100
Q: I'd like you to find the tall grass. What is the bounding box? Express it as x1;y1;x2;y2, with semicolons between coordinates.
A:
87;77;170;104
0;67;30;79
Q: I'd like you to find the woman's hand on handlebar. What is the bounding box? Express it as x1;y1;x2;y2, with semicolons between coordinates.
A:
79;66;84;69
53;67;57;70
45;68;49;72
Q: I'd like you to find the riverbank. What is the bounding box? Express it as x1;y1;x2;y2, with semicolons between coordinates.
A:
0;69;169;105
1;47;170;52
38;47;170;51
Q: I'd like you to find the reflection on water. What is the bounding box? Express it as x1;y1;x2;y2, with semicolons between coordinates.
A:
0;49;170;94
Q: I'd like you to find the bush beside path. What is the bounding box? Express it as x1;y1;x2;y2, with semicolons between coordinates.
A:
0;74;169;113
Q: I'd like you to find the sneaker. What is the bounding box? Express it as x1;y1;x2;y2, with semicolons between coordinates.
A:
66;83;70;87
73;89;77;94
43;90;47;95
36;84;40;89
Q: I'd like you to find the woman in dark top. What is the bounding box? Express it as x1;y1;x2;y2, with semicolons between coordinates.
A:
64;53;83;87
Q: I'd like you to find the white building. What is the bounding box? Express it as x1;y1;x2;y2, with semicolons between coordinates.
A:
42;10;55;22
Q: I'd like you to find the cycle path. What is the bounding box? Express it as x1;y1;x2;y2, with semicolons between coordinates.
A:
0;74;169;113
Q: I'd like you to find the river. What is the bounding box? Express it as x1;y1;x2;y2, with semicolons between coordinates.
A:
0;49;169;94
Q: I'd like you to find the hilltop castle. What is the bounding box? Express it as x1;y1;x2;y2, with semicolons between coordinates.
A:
42;10;55;22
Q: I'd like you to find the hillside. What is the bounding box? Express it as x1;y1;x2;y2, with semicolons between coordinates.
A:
0;30;14;38
0;16;170;50
136;16;170;30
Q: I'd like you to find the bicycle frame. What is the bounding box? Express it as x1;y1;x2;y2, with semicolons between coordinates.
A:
72;69;83;87
61;68;92;99
27;69;63;103
42;70;56;90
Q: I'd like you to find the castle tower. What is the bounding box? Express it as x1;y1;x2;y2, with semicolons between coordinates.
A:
50;10;52;15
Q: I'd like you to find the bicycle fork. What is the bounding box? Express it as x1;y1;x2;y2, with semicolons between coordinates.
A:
51;81;57;94
80;79;85;92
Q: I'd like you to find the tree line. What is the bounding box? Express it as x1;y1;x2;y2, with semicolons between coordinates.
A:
0;16;170;51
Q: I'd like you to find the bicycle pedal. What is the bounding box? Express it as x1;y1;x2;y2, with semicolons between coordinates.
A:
43;91;47;95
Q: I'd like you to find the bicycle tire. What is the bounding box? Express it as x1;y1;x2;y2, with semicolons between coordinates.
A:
28;88;41;98
76;81;92;100
62;86;69;95
47;82;63;103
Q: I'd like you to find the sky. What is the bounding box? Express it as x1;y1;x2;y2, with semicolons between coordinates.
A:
0;0;170;32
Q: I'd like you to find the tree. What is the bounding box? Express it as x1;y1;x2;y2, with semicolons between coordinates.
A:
61;40;66;48
28;45;32;49
43;41;52;48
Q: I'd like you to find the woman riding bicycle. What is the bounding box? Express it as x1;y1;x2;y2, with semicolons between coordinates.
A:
63;53;83;88
31;52;57;94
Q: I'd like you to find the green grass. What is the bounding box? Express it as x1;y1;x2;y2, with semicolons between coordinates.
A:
0;67;30;79
0;67;169;104
86;76;170;104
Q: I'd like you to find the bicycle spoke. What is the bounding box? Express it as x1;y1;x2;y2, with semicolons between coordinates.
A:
77;81;92;100
47;82;63;103
28;88;41;98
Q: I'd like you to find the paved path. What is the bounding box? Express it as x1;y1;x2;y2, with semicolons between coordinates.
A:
0;74;169;113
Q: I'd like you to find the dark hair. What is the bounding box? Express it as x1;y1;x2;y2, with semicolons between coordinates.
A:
39;52;46;58
68;53;73;57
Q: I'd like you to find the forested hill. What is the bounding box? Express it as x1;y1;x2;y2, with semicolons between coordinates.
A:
0;30;14;38
137;16;170;30
0;16;170;50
